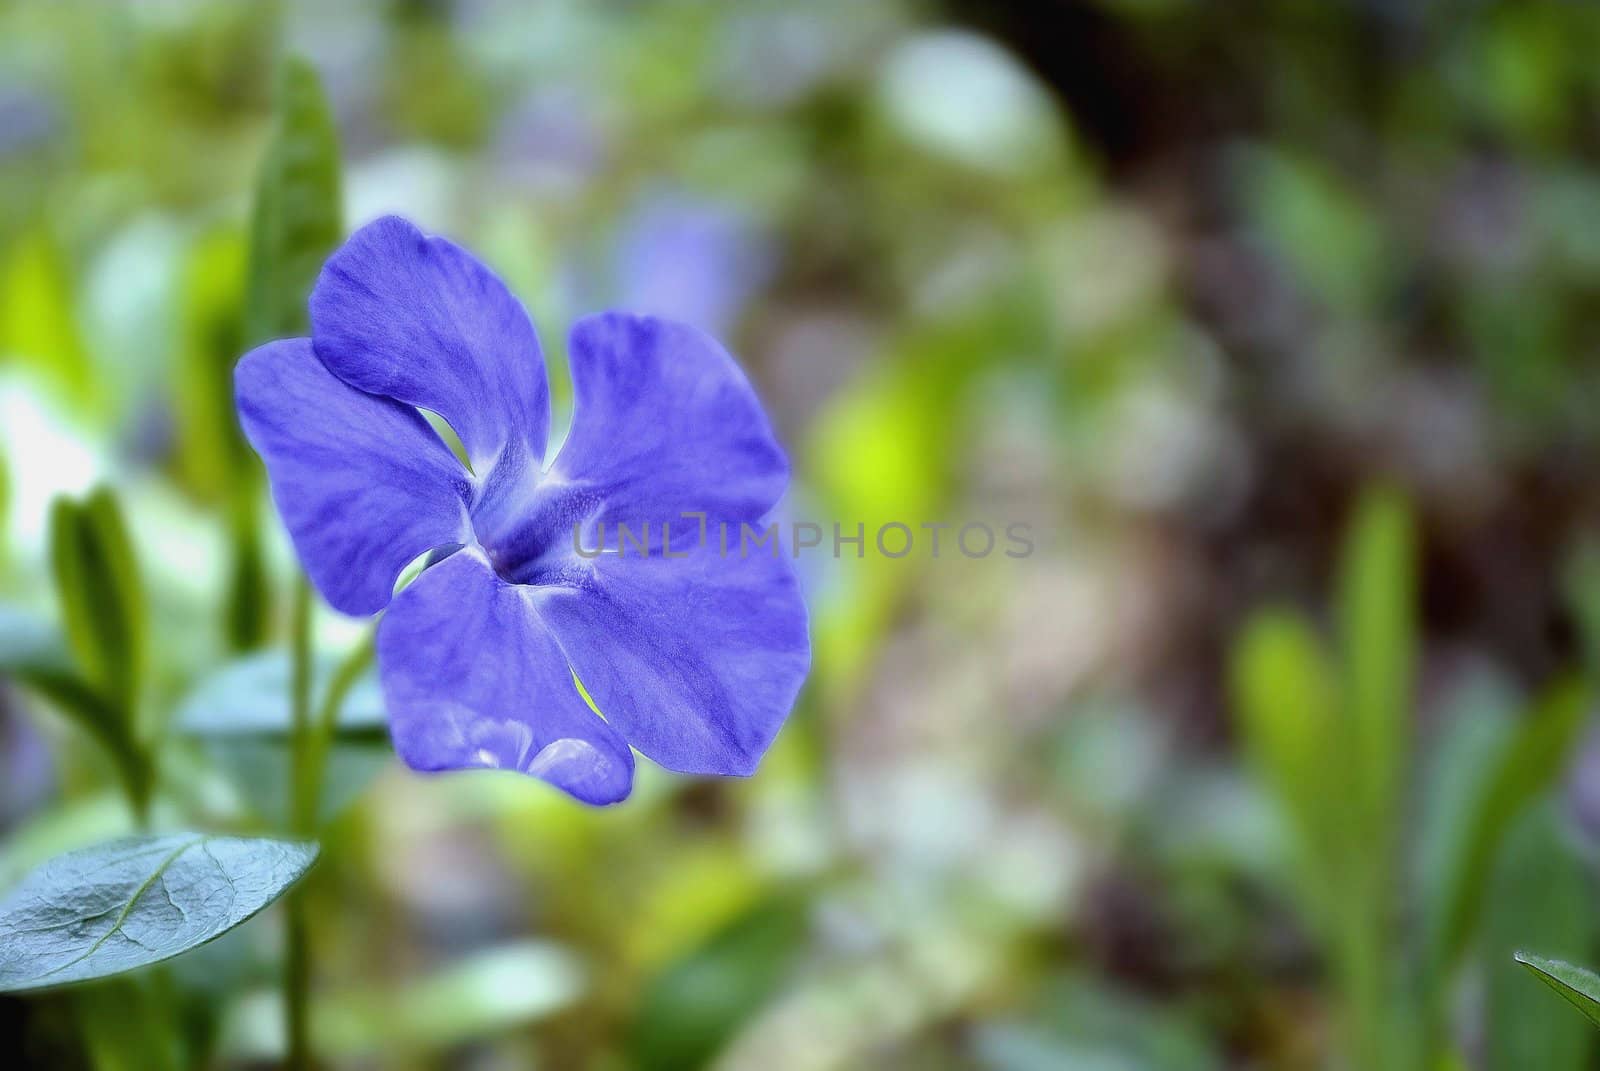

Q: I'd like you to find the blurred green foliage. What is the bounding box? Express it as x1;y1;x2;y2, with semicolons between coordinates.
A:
1;1;1600;1069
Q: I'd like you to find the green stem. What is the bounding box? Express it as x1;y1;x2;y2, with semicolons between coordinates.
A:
294;631;375;832
286;892;311;1070
285;578;314;1071
282;583;376;1070
225;481;269;652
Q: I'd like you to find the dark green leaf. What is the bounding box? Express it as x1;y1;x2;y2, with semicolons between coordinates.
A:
0;834;318;993
1564;537;1600;676
224;486;270;652
1515;953;1600;1031
1427;677;1589;979
1485;806;1593;1069
630;895;810;1071
244;56;342;345
75;976;184;1071
48;488;146;720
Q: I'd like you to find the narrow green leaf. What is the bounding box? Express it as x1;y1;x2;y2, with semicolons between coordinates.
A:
1515;953;1600;1030
0;605;148;812
1337;484;1415;836
174;229;268;649
0;834;318;993
49;489;146;721
244;56;342;345
173;225;266;650
1;231;97;410
174;229;249;503
233;55;341;651
1414;671;1517;931
225;486;270;652
1428;677;1589;978
1485;806;1593;1069
1229;608;1342;882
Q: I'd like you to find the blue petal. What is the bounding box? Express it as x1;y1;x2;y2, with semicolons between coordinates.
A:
378;549;635;805
536;544;810;777
309;215;550;474
547;313;787;537
235;338;471;616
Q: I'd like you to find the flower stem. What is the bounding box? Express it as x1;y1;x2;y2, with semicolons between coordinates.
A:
282;581;378;1070
295;631;375;832
285;577;314;1070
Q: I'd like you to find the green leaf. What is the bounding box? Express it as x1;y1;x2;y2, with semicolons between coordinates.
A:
175;651;386;735
76;976;184;1071
173;230;270;650
174;229;249;503
1228;608;1342;890
215;941;583;1061
1336;484;1415;838
1485;806;1594;1069
49;488;146;721
975;974;1222;1071
1414;671;1518;925
0;605;149;812
630;895;810;1071
175;651;389;825
1426;677;1589;979
1563;536;1600;676
320;941;581;1055
244;56;342;345
1515;953;1600;1031
1;231;97;410
1244;147;1389;312
0;793;135;891
0;834;318;993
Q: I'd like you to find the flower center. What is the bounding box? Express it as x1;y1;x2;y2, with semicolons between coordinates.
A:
470;468;601;587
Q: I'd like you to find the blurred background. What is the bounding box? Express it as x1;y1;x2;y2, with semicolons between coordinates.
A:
5;1;1600;1068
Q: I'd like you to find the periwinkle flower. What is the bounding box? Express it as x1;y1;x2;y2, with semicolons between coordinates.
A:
613;192;774;336
235;216;809;805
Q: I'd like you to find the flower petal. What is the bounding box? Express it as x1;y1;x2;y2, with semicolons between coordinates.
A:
536;544;810;777
378;549;635;805
548;313;787;536
309;215;550;473
235;338;471;616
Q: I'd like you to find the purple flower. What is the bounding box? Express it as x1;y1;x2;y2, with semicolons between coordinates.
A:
613;193;775;336
234;216;809;805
